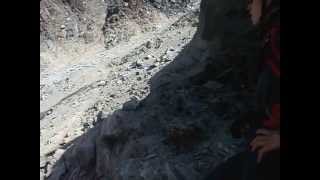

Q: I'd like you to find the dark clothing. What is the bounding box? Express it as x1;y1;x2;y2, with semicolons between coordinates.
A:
205;124;279;180
205;150;280;180
205;2;280;180
258;2;280;130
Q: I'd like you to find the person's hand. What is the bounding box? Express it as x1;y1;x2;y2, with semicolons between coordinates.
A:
250;129;280;163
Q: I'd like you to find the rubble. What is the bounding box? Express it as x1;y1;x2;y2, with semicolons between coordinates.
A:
41;0;260;179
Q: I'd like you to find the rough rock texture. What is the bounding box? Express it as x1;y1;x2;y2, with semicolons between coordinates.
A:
40;0;197;51
40;0;107;49
43;0;261;179
101;0;198;49
40;0;199;80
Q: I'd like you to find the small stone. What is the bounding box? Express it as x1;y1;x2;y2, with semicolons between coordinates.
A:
146;41;152;49
145;55;153;60
136;71;140;75
60;25;66;29
53;149;65;160
59;141;66;146
137;77;142;81
97;80;106;86
132;60;143;68
161;55;170;62
83;122;90;128
147;64;157;71
40;112;46;120
40;160;47;169
96;111;108;122
120;75;127;81
46;109;53;116
154;38;163;49
64;133;69;138
123;97;140;111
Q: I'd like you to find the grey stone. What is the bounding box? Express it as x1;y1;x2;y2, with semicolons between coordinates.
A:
97;80;107;86
146;41;152;49
122;97;139;111
132;59;144;69
46;109;53;116
40;159;47;169
40;112;46;120
147;64;157;71
53;149;65;161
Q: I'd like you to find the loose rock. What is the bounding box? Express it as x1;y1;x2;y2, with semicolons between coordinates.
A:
122;96;140;111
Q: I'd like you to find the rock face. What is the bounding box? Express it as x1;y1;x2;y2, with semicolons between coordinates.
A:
40;0;107;49
44;0;261;180
47;77;250;180
101;0;198;49
40;0;197;51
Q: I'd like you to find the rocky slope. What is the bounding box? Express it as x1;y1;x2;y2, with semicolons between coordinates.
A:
40;0;260;179
40;0;194;50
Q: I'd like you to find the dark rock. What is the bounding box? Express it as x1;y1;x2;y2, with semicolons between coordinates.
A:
147;64;157;71
46;109;53;116
146;41;152;49
40;112;46;120
203;81;224;90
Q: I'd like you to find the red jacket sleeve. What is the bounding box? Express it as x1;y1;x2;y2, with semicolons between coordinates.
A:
265;23;280;77
263;104;280;129
262;22;280;130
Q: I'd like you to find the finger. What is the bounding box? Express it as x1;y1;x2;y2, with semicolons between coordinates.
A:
252;136;269;143
251;140;269;152
251;142;264;152
250;136;270;147
257;146;272;163
256;129;272;136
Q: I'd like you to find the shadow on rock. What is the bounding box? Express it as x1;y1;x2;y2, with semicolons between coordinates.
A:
46;0;259;179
